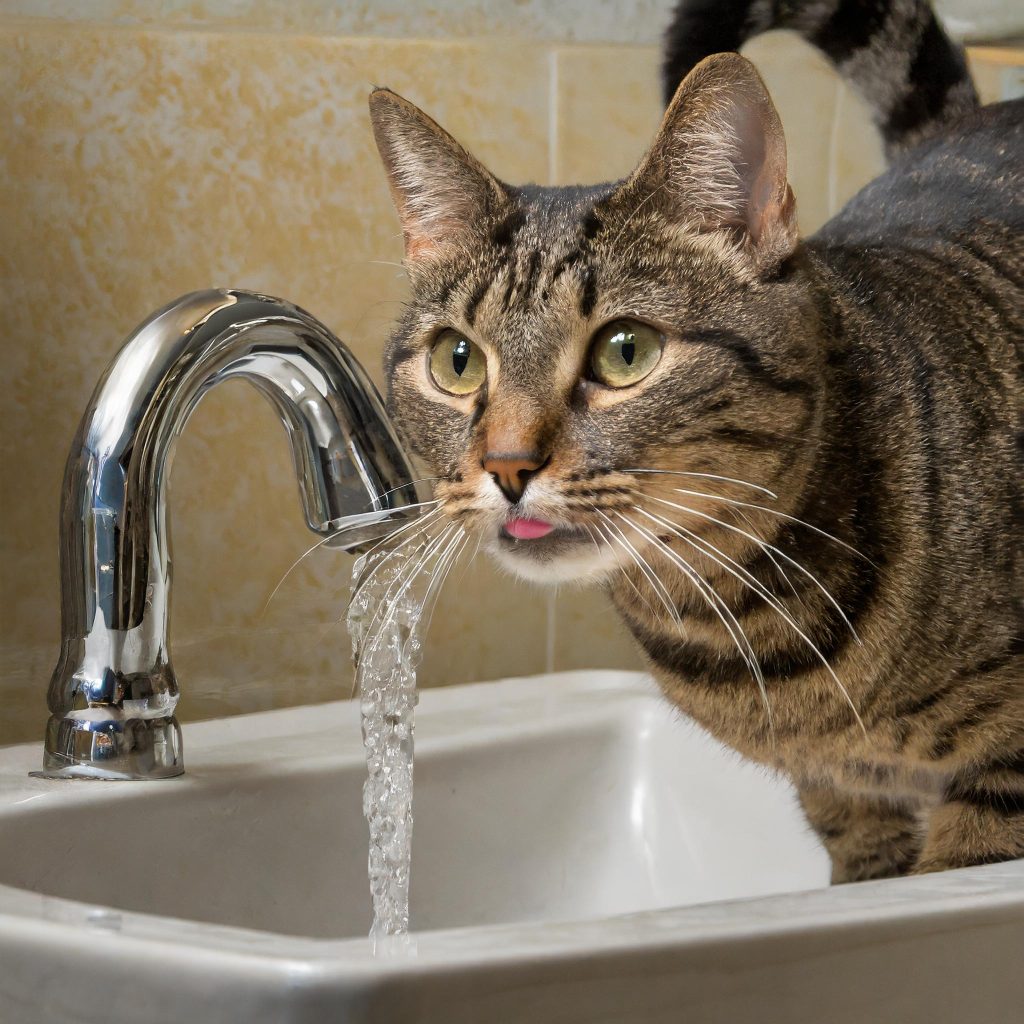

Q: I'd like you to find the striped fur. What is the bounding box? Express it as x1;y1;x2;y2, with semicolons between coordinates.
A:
370;14;1022;882
663;0;979;156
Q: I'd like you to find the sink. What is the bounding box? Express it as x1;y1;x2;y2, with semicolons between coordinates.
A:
1;670;1021;1023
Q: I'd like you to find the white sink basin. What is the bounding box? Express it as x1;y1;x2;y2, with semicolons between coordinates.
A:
1;671;1021;1023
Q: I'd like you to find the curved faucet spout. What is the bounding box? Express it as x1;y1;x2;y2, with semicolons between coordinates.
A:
41;289;423;780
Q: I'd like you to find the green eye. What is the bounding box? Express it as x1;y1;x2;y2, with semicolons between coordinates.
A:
429;329;486;396
589;320;663;388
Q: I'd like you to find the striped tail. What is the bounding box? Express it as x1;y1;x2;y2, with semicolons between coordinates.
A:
662;0;980;158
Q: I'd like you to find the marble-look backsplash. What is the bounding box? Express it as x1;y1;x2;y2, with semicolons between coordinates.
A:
1;8;1019;745
3;1;1022;42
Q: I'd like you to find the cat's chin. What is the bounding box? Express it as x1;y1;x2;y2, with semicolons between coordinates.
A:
487;540;616;586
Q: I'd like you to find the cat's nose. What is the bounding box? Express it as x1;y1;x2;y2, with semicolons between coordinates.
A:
482;452;546;503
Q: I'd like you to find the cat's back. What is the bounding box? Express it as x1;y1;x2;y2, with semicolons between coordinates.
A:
802;99;1021;658
807;98;1022;394
813;99;1023;251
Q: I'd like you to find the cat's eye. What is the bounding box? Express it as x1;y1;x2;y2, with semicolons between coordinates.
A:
428;329;486;396
589;320;663;388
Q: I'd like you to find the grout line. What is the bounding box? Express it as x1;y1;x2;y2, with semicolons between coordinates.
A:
547;47;559;186
0;12;677;48
545;589;557;673
0;14;609;49
826;79;844;218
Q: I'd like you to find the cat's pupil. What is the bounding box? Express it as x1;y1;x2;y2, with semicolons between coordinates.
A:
620;339;636;365
452;339;470;376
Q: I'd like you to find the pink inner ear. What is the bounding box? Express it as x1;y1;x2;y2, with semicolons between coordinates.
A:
404;229;443;262
729;100;775;244
748;170;778;244
402;209;475;263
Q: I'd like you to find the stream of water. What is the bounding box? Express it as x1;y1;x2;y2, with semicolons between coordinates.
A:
347;542;427;941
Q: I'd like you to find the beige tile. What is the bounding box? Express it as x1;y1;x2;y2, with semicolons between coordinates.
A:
828;80;887;217
0;24;551;744
418;560;552;688
552;44;663;186
0;0;678;45
552;586;644;674
969;46;1024;104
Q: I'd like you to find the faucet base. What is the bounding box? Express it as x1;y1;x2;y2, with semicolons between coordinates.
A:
38;711;184;781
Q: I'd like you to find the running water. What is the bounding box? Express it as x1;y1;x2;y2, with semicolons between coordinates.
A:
348;515;466;942
348;545;425;940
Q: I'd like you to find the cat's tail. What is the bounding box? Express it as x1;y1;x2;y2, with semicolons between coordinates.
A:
661;0;979;158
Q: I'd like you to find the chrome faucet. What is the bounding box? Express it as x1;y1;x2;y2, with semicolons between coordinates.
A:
41;289;423;781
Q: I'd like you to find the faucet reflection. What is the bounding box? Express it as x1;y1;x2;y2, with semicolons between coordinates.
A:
41;290;423;780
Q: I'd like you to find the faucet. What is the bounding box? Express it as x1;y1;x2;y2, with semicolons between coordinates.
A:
40;289;423;781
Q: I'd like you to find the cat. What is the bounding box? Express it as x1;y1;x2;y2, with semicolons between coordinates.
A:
368;0;1022;882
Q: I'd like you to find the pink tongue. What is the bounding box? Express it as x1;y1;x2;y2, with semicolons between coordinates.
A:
505;517;554;540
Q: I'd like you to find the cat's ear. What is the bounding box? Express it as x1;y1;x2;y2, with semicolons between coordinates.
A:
369;88;508;262
616;53;798;272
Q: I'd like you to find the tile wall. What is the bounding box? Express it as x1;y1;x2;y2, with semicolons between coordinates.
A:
1;4;1019;744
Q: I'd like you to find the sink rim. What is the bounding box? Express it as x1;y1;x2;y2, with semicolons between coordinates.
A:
2;669;1022;981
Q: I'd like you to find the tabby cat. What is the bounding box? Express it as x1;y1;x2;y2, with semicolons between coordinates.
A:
369;0;1022;881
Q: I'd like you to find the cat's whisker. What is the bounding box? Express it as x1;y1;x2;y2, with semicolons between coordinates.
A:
418;527;470;643
732;506;803;603
353;529;441;650
352;506;445;593
669;487;870;562
264;495;440;614
635;504;801;623
261;532;341;617
368;259;408;273
356;503;443;565
313;617;345;650
348;520;453;696
362;522;458;646
634;495;867;736
395;525;467;667
596;510;683;628
636;505;779;601
358;477;443;511
453;526;475;571
379;518;456;603
641;492;860;643
350;540;434;667
582;522;604;556
625;467;777;499
616;511;773;731
633;504;850;725
451;528;485;591
592;521;660;621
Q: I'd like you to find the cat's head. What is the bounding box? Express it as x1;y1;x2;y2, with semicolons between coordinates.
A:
369;54;821;586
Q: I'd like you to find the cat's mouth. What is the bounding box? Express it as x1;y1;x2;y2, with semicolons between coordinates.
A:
490;516;611;583
498;517;589;549
502;517;556;540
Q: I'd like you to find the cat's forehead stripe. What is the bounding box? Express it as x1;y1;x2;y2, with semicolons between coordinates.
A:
508;198;609;319
458;197;605;328
434;266;469;308
463;275;491;326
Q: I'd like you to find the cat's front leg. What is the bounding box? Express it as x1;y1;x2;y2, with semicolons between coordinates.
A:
915;759;1024;873
796;783;924;883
